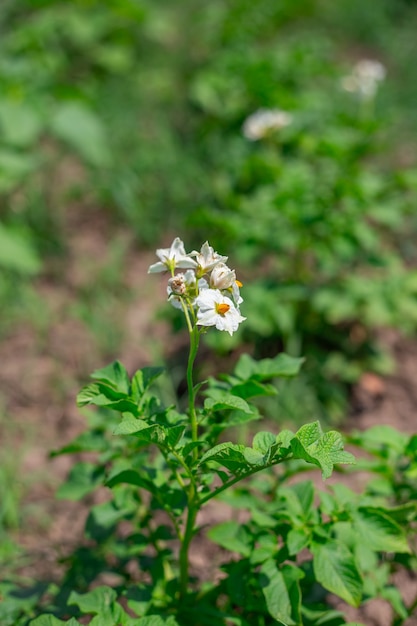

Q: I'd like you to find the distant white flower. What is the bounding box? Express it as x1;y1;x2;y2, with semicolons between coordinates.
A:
148;237;197;274
243;108;293;141
195;289;246;336
341;59;386;100
191;241;228;277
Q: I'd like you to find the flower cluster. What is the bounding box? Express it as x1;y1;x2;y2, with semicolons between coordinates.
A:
148;238;246;335
242;108;293;141
341;59;386;100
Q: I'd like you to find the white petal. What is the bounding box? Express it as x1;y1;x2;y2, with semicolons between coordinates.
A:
176;258;198;269
170;237;187;258
148;261;167;273
197;310;218;326
155;247;171;262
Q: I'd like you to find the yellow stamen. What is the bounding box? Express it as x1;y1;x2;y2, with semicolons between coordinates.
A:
235;280;243;287
216;302;230;315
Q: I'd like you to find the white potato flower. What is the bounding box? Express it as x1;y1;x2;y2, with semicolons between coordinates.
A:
199;268;243;306
341;59;386;100
195;289;246;336
148;237;197;274
243;108;293;141
191;241;228;277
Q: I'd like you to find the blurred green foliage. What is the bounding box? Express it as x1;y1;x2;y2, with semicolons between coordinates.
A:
1;0;417;416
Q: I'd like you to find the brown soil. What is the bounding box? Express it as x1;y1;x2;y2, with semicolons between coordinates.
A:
1;214;417;625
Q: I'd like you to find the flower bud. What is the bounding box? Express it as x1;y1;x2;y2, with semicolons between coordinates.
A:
168;274;187;296
210;263;236;290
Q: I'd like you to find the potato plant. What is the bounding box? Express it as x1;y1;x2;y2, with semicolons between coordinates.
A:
3;240;415;626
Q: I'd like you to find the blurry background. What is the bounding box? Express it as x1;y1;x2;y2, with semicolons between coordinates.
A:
1;0;417;581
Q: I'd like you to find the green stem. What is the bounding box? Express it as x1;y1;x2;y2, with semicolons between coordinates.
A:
177;319;202;600
186;326;200;460
199;458;287;506
170;448;198;494
180;299;193;334
179;487;198;601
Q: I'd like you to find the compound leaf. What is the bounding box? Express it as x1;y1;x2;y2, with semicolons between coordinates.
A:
198;442;247;472
292;422;355;478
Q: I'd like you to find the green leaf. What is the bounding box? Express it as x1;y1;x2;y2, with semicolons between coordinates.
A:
0;224;41;275
30;617;81;626
350;425;408;455
133;424;168;445
405;434;417;456
56;462;104;500
69;586;117;613
221;407;261;428
260;560;293;625
280;481;315;521
384;502;417;524
1;581;50;626
198;442;247;472
204;392;253;414
231;380;278;399
255;354;305;379
380;586;408;619
250;533;278;564
252;431;277;453
287;528;310;555
114;418;184;448
353;507;410;553
207;521;252;557
0;149;38;192
156;483;187;515
235;353;304;381
76;383;138;412
106;469;156;494
277;429;295;449
0;101;43;147
51;430;108;456
77;383;101;407
243;447;267;466
292;422;355;478
50;102;111;166
243;432;281;467
311;540;362;607
87;500;135;531
260;560;303;625
113;416;150;435
135;617;180;626
131;367;165;397
165;424;186;448
69;586;127;626
77;377;140;412
181;441;204;459
301;606;348;624
91;361;130;395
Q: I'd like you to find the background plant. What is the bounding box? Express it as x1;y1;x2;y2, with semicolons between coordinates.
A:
1;0;417;417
